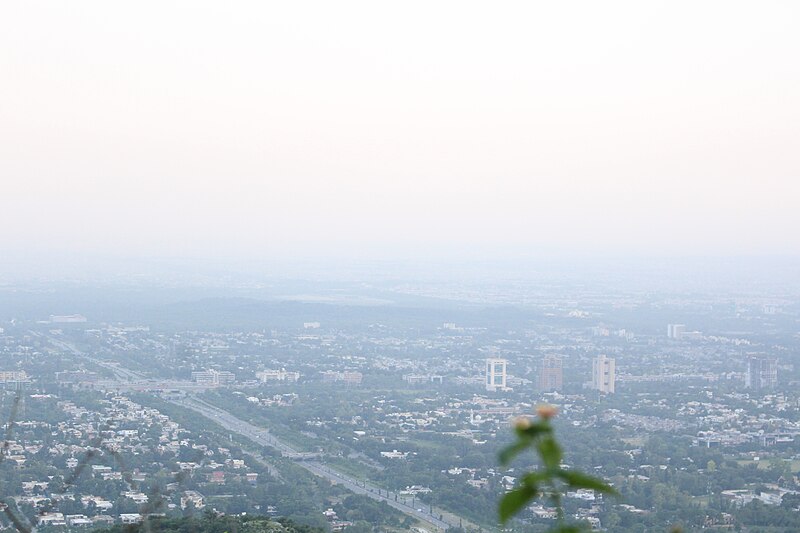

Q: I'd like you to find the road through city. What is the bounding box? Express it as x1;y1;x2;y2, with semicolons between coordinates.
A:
173;396;455;531
47;336;459;531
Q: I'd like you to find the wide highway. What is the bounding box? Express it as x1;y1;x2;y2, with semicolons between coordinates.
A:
173;396;454;531
48;335;459;531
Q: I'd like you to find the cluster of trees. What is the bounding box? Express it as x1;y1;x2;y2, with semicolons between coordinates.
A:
0;387;366;532
332;494;408;527
150;396;349;529
97;512;323;533
203;389;508;527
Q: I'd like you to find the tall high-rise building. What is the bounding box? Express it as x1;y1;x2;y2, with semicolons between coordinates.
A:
591;355;615;393
485;358;508;391
538;355;563;392
667;324;686;339
745;355;778;391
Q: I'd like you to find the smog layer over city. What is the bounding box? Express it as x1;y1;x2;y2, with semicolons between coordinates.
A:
2;2;800;533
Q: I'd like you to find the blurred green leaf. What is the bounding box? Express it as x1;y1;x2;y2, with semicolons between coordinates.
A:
499;485;537;523
555;470;618;495
521;471;548;486
498;414;621;529
499;439;532;465
516;421;551;439
537;436;562;470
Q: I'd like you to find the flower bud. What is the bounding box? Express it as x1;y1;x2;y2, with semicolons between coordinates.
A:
536;404;558;420
512;416;532;430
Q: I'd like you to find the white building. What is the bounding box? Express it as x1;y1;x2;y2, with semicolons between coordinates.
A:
120;514;143;524
0;371;28;383
592;355;615;393
485;358;508;391
403;374;444;385
667;324;686;339
38;513;66;526
380;449;408;459
181;490;206;509
191;369;236;386
256;369;300;383
320;370;363;385
50;314;87;323
745;355;778;390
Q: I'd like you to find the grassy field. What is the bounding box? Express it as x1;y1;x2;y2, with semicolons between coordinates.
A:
735;458;800;470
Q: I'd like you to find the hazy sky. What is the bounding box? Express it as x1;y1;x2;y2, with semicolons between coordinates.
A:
2;1;799;264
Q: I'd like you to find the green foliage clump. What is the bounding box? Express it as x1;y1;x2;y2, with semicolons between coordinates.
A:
95;512;322;533
498;406;618;532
